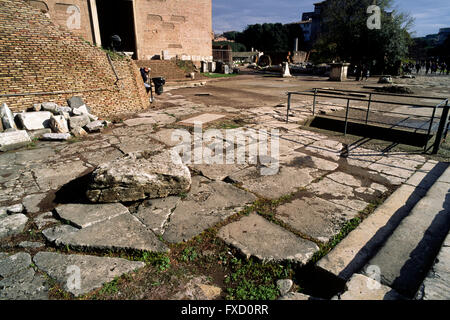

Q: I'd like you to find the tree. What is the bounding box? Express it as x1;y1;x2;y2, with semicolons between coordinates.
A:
314;0;414;74
236;23;304;52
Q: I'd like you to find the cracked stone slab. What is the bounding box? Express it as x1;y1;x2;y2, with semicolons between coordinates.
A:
276;197;358;243
42;224;79;243
33;252;145;297
228;166;317;199
34;212;58;230
191;163;248;181
0;252;32;277
23;193;48;214
56;214;168;253
33;161;88;191
123;118;157;127
133;197;181;236
55;203;129;229
218;213;319;264
0;214;28;239
0;267;49;300
180;113;226;125
307;178;370;212
163;176;257;243
150;129;186;147
305;139;344;161
368;155;425;180
280;151;339;171
334;274;404;300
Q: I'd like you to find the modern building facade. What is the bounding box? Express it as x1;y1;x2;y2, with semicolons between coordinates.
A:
25;0;213;62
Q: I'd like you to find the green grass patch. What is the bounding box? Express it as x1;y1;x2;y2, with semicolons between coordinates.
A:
225;257;292;300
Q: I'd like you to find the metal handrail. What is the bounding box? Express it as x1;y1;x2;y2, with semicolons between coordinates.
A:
285;89;449;154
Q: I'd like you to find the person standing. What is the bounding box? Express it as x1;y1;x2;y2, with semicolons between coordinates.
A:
415;62;421;74
425;60;431;75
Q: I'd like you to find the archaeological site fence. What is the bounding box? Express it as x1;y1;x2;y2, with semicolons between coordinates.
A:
286;89;449;154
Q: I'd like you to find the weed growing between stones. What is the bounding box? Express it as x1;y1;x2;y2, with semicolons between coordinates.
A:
224;257;293;300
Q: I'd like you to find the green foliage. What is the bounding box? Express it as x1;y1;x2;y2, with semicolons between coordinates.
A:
181;247;199;262
139;252;171;272
201;73;238;78
313;0;414;74
235;23;305;52
225;258;292;300
213;41;247;52
99;277;120;295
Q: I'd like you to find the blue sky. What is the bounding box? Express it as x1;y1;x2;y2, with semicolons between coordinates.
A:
213;0;450;37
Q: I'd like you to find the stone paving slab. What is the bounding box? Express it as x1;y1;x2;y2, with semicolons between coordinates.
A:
55;214;168;253
218;213;319;264
22;193;48;214
124;118;157;127
0;267;49;300
0;214;28;239
0;253;49;300
134;197;181;236
33;252;145;297
305;139;344;161
334;274;404;300
33;161;88;192
163;176;257;243
180;113;226;125
34;212;58;230
191;163;248;181
42;224;79;243
307;177;370;212
276;197;358;243
228;166;317;200
280;151;339;171
55;203;129;229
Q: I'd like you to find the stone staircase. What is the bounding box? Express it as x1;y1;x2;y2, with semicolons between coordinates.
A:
316;160;450;300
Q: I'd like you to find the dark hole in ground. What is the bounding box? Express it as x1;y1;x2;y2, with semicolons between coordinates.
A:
309;116;431;148
294;265;347;299
54;173;94;204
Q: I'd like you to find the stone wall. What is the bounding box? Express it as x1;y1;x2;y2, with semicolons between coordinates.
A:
0;0;148;118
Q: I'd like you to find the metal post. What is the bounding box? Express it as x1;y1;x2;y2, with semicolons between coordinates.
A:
286;93;291;123
432;100;449;154
344;99;350;136
365;93;372;124
424;104;438;153
312;89;317;116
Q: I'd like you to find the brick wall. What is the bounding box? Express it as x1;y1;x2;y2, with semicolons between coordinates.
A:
133;0;213;61
0;0;149;118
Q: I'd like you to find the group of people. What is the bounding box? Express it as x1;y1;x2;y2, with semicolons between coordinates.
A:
354;64;370;81
410;61;449;75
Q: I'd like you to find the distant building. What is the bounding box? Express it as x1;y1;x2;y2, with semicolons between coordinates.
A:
301;1;326;45
438;28;450;45
25;0;213;62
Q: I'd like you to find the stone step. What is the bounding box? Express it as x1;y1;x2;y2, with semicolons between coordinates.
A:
415;231;450;300
364;165;450;298
316;161;448;281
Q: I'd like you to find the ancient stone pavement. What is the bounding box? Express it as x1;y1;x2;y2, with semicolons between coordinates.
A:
0;92;432;299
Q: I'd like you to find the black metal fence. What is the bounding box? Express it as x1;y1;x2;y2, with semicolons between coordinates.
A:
286;89;449;154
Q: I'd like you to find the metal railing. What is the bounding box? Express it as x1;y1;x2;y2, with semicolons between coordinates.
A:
286;89;449;154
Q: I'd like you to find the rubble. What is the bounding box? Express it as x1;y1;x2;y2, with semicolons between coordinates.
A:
0;130;31;152
0;97;107;152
